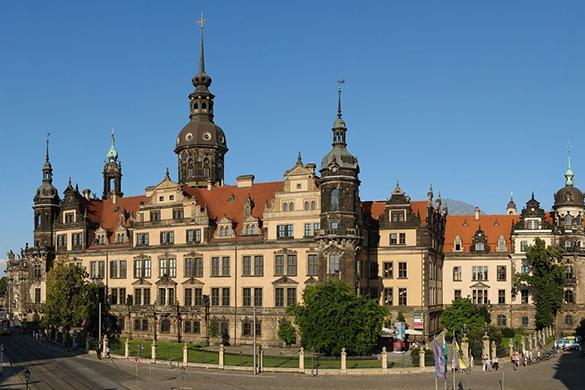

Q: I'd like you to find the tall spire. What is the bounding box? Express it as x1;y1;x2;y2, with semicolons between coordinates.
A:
107;128;118;161
565;143;574;186
332;79;347;146
42;132;53;182
198;12;206;75
45;132;50;162
192;13;212;89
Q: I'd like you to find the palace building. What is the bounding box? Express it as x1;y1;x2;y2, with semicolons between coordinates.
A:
6;22;446;345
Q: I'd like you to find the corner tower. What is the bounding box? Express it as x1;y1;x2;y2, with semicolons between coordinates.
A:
33;134;60;248
317;82;362;289
102;129;123;199
175;16;228;187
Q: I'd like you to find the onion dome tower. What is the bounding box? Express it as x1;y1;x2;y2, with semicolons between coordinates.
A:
33;134;60;248
175;16;228;187
102;129;123;199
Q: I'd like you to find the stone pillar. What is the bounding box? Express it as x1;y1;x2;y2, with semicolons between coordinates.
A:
151;340;157;364
103;335;109;357
219;344;225;369
183;342;188;366
419;348;426;368
340;348;347;372
299;347;305;371
508;339;514;357
520;337;526;355
533;333;538;350
259;346;264;373
491;340;497;360
125;338;130;359
381;347;388;373
461;334;469;366
482;333;490;360
528;335;533;352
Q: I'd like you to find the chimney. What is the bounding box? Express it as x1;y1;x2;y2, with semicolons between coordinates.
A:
82;189;91;200
305;163;316;174
474;207;480;221
236;175;255;188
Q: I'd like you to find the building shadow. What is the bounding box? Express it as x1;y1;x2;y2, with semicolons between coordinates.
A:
552;350;585;389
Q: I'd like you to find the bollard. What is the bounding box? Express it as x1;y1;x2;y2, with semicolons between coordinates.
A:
340;348;347;373
508;340;514;358
482;333;490;360
491;340;496;360
183;342;188;367
419;348;425;368
461;334;469;366
103;335;109;358
381;346;388;373
299;347;305;371
125;338;130;359
151;340;157;364
528;335;533;352
533;333;538;350
520;337;526;356
259;347;264;373
219;344;225;369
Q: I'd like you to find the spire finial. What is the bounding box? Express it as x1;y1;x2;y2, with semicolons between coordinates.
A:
45;132;51;162
107;128;118;160
393;179;402;194
568;143;572;169
165;167;170;180
111;128;116;146
197;13;206;74
336;79;345;118
296;151;303;166
565;143;575;186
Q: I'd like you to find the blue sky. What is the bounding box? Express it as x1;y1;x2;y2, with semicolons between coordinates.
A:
1;1;584;265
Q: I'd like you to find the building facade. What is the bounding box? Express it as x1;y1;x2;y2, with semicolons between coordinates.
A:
6;25;444;346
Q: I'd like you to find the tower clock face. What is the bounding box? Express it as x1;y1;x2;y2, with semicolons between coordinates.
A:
202;132;212;141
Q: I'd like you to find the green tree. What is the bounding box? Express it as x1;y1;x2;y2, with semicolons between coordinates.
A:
0;277;7;297
277;318;297;346
440;298;490;339
42;257;99;332
515;238;565;329
288;280;387;356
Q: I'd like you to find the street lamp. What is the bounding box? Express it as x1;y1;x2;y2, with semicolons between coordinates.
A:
24;368;31;390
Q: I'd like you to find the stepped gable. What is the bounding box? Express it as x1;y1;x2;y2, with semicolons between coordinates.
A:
444;214;519;253
182;181;284;234
362;200;434;225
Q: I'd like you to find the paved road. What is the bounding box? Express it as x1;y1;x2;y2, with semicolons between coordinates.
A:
0;332;583;389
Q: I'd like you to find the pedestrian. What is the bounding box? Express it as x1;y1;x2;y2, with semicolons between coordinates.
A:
487;356;492;371
106;346;111;359
493;356;499;370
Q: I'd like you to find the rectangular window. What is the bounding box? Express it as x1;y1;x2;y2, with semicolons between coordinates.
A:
242;256;252;276
275;288;284;307
186;229;202;243
158;288;166;305
276;224;294;239
287;254;297;276
72;233;82;248
172;208;184;220
454;289;462;300
307;254;318;276
313;223;320;234
472;266;488;281
185;288;193;306
211;257;220;277
134;319;141;331
110;261;118;279
389;233;398;245
521;290;529;304
390;210;405;222
142;319;149;331
57;234;67;250
383;262;393;278
150;210;160;222
398;262;407;279
160;319;171;333
242;321;253;337
472;289;488;304
254;288;263;307
254;256;264;276
194;288;203;306
398;288;407;305
120;260;127;278
498;289;506;304
304;223;312;238
193;257;203;277
497;266;507;281
160;231;174;245
35;288;41;304
119;288;126;305
211;288;220;306
453;266;462;281
136;233;149;246
328;254;341;275
243;288;252;307
185;257;194;278
221;287;230;306
168;288;175;305
134;288;142;305
520;240;528;252
383;288;393;305
143;288;150;305
287;287;297;306
159;257;176;277
64;212;74;224
399;233;406;245
275;255;285;276
222;256;230;276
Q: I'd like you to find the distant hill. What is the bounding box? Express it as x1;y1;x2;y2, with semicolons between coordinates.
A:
443;199;477;215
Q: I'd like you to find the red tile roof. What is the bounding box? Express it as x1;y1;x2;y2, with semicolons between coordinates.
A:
362;200;436;225
444;214;520;253
86;195;148;232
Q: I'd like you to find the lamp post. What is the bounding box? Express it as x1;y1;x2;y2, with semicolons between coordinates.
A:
24;368;31;390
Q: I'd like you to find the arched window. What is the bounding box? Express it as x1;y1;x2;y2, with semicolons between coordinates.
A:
201;102;207;110
565;290;574;304
193;102;199;110
565;240;572;249
304;201;310;210
283;202;289;212
331;188;339;211
289;202;294;211
565;315;574;326
311;201;316;210
497;314;507;327
565;214;573;226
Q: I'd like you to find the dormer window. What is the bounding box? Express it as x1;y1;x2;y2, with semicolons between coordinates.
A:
96;233;107;245
220;226;228;237
471;230;488;253
475;242;485;251
454;235;462;252
526;219;540;230
496;235;507;252
64;212;75;224
390;210;405;222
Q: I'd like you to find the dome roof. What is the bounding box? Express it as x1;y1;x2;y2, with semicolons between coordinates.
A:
34;181;59;202
554;185;584;208
175;120;228;152
320;146;358;171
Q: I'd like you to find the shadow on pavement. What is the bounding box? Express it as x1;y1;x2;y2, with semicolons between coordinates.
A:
552;350;585;389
